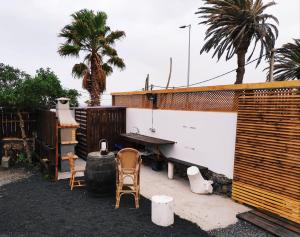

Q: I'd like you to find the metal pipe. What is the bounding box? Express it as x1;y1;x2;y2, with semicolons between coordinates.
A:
180;24;191;87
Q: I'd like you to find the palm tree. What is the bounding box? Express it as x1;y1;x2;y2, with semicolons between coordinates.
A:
196;0;279;84
58;9;125;106
272;39;300;81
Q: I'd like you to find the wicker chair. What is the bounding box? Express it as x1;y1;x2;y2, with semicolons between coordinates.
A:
115;148;142;208
67;152;85;190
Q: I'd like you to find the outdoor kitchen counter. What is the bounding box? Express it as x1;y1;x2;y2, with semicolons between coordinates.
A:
120;133;176;146
120;133;175;170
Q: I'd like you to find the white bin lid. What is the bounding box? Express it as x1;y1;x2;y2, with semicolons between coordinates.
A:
152;195;173;204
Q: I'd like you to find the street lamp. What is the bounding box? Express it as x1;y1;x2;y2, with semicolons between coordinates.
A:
179;24;191;87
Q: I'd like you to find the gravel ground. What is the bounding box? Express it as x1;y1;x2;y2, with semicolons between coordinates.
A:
209;220;276;237
0;174;209;237
0;171;276;237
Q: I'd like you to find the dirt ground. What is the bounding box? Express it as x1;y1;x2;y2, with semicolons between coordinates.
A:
0;174;210;237
0;167;31;187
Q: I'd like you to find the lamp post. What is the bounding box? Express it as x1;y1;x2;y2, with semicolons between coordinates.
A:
179;24;191;87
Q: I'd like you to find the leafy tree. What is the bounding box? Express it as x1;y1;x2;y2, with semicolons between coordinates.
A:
272;39;300;81
196;0;279;84
0;64;80;161
20;68;80;108
58;9;125;106
0;63;30;89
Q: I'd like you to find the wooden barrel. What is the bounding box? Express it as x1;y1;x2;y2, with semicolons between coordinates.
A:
85;152;116;196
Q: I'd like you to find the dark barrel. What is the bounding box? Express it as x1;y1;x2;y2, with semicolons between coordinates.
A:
85;152;116;196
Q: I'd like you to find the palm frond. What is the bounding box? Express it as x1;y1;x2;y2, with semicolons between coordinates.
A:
58;44;80;57
106;31;126;44
272;39;300;80
72;63;89;79
107;57;125;70
102;63;113;76
102;44;117;57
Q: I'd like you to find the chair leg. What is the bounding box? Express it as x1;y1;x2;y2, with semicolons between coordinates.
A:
135;193;139;208
115;190;120;209
71;174;75;191
115;184;121;208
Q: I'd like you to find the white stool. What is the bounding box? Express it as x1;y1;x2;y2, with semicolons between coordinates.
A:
151;195;174;226
187;166;213;194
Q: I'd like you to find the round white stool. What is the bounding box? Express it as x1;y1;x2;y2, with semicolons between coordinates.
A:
151;195;174;227
187;166;213;194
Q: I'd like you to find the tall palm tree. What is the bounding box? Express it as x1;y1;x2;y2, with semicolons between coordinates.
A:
272;39;300;81
196;0;279;84
58;9;125;106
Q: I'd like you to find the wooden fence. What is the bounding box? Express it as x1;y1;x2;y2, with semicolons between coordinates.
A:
35;110;58;179
232;88;300;224
0;109;36;139
75;107;126;159
112;81;300;113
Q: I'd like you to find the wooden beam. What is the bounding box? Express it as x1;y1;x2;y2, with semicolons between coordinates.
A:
111;81;300;96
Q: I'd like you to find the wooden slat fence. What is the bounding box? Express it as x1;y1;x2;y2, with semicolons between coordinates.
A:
35;110;58;178
0;109;36;139
75;107;126;159
232;88;300;224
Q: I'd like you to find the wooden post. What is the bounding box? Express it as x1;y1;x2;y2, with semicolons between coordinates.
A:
268;49;275;82
55;119;59;181
166;57;172;89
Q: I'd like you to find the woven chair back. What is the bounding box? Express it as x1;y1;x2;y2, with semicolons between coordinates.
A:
117;148;140;169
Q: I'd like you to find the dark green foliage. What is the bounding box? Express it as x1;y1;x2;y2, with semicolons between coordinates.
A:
273;39;300;81
0;63;30;89
0;64;80;109
0;64;30;107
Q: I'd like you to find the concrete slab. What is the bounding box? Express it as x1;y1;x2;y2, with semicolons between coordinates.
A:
58;158;86;180
140;165;250;231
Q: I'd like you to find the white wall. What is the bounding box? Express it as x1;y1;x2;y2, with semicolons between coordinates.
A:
126;108;237;178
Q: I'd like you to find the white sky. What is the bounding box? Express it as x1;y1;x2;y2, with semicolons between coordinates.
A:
0;0;299;105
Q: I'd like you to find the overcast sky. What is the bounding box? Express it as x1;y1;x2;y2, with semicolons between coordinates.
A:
0;0;299;105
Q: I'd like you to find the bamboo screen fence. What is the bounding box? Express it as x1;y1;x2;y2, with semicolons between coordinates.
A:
112;81;300;223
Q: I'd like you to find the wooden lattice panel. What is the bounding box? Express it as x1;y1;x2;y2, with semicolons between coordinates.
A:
232;88;300;224
113;90;239;112
113;94;152;109
157;90;238;112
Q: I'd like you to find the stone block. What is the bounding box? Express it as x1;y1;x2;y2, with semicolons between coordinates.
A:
1;156;10;168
